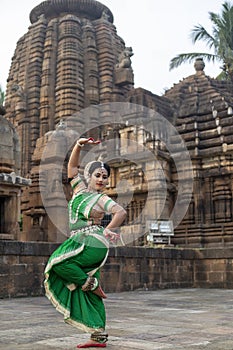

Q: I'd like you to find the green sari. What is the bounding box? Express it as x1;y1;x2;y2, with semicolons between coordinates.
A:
44;176;115;333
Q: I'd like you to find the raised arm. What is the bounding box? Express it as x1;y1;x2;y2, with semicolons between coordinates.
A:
67;141;82;179
68;138;100;179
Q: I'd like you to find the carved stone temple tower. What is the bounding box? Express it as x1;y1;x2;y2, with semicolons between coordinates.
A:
4;0;137;241
6;1;233;248
5;0;134;175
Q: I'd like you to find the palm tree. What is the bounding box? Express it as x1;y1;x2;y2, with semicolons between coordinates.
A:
169;1;233;82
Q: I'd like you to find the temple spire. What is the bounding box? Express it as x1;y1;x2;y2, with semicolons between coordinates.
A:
30;0;114;23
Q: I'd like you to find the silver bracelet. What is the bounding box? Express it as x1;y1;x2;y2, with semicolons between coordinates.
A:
76;141;84;148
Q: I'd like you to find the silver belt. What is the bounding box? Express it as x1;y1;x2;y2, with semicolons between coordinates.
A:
70;225;102;237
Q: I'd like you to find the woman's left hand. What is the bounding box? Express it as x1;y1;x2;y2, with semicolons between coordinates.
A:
103;228;120;244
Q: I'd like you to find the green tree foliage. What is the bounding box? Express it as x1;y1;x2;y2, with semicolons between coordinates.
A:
169;1;233;82
0;85;5;105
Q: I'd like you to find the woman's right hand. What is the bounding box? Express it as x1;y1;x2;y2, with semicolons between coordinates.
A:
68;138;101;178
76;137;101;147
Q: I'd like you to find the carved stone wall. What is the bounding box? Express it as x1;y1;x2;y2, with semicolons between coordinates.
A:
0;114;31;240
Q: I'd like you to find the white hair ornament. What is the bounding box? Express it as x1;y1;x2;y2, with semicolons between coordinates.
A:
83;161;96;183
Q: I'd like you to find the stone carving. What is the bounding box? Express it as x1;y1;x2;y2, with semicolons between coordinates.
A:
115;47;134;86
11;84;25;100
116;47;134;69
101;9;110;21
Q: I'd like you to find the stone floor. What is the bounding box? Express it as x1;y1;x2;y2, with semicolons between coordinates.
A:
1;289;233;350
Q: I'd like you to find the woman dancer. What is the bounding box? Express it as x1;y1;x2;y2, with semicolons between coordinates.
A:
44;137;126;348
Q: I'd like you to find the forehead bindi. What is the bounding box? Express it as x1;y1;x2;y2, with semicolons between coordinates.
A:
93;168;108;176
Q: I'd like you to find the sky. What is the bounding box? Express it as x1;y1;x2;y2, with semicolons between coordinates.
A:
0;0;224;96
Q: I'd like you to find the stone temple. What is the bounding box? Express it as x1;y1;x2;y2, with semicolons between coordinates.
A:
2;0;233;249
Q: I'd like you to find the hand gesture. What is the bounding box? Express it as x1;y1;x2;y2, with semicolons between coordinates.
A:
104;228;121;244
76;137;101;147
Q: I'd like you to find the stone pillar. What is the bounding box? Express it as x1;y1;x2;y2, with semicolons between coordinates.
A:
145;159;167;222
82;22;100;106
40;18;58;135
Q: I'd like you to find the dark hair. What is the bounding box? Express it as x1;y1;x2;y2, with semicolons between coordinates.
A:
89;161;111;177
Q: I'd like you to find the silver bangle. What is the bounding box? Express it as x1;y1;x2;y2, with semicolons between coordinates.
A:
76;141;84;148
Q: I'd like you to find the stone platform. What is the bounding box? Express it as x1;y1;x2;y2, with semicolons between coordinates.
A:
1;289;233;350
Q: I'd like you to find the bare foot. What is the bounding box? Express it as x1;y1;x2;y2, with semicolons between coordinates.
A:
92;285;107;299
77;339;106;348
